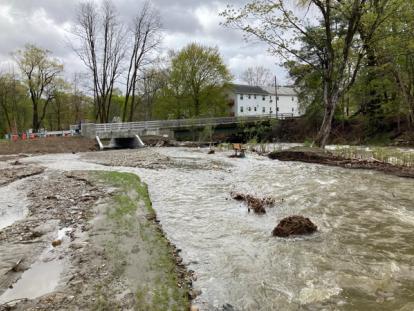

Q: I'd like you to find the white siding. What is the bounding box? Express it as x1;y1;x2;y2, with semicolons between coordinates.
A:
235;93;277;117
277;95;301;117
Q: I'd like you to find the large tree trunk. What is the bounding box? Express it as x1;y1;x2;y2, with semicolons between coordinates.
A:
32;102;39;132
314;83;340;148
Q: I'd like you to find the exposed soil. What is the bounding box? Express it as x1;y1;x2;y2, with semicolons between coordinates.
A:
0;137;97;156
82;148;231;171
272;216;318;237
230;192;276;214
0;165;191;310
0;170;103;308
0;164;44;187
268;147;414;178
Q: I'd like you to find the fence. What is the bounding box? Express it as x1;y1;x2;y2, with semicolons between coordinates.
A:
92;114;294;134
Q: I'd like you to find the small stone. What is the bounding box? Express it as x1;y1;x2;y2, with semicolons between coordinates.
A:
223;303;236;311
190;305;200;311
52;239;62;247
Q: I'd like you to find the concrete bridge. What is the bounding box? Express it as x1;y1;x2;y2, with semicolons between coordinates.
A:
81;115;293;149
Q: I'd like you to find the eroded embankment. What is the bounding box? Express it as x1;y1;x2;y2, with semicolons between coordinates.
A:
0;170;191;310
268;147;414;178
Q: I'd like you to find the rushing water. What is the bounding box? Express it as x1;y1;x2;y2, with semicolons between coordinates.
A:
26;148;414;310
0;179;29;230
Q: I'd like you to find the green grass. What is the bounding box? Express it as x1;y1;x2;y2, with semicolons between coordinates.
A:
94;171;190;311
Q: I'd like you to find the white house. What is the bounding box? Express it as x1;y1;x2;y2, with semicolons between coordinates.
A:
228;84;302;118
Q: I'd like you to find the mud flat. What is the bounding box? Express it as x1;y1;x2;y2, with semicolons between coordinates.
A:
0;168;191;310
268;146;414;178
82;148;231;171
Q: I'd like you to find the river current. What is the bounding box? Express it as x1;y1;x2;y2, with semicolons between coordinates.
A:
25;147;414;310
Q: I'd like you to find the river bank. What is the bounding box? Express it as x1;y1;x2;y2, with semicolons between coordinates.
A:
267;146;414;178
0;160;191;310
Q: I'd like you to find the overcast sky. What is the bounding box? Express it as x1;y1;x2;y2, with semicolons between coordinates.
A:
0;0;289;84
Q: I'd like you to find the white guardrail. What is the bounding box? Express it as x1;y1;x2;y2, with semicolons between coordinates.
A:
93;114;294;133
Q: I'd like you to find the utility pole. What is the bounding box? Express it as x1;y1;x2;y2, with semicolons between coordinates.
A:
274;75;278;119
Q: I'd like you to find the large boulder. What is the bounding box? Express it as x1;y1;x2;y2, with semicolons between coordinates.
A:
272;216;317;237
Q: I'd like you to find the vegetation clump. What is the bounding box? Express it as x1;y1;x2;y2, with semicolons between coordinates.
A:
230;192;276;214
272;216;317;238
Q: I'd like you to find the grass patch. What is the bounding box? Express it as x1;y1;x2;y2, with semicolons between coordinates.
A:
94;171;190;311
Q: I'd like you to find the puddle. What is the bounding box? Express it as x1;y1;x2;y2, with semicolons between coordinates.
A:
0;260;64;304
0;227;71;305
0;179;29;230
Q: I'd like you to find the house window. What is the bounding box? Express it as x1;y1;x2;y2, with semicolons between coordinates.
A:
270;96;272;101
240;106;244;113
292;97;295;101
277;107;279;112
254;107;257;112
292;108;294;112
254;95;257;99
270;100;273;103
262;96;266;101
248;94;251;99
248;107;251;111
262;107;266;113
240;95;244;100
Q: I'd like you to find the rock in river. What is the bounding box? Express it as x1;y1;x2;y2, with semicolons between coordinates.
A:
272;216;317;237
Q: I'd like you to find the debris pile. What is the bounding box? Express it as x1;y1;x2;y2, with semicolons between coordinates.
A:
230;192;276;214
0;165;44;186
272;215;317;237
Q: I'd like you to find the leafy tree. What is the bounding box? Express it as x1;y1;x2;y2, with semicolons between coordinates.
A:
14;44;63;132
163;43;232;118
222;0;391;147
0;72;30;135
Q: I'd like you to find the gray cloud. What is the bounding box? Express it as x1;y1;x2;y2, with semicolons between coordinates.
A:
0;0;289;83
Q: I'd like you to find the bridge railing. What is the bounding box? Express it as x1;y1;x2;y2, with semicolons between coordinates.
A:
93;115;294;134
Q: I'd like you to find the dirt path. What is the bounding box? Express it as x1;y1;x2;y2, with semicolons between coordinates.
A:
0;165;191;310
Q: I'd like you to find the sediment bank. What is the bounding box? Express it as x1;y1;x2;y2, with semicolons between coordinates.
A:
0;168;191;310
268;147;414;178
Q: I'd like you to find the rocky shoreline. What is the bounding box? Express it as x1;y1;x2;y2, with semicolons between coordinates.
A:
0;159;193;310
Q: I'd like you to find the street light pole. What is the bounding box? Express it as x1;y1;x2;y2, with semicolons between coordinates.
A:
275;75;278;119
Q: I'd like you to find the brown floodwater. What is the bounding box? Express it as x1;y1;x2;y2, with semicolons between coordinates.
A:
24;147;414;310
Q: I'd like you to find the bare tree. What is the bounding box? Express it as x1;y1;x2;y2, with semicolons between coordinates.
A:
72;0;126;123
14;44;63;132
241;66;272;86
122;1;162;122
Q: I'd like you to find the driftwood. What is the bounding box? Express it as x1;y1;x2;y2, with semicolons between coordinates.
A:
230;192;276;214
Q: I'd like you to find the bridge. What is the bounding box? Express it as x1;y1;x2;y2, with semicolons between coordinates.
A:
80;114;294;149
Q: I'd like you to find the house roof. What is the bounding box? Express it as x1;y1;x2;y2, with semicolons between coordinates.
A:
232;84;270;95
263;86;297;96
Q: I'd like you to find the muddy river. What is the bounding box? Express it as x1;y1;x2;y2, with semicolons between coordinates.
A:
20;147;414;310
